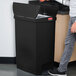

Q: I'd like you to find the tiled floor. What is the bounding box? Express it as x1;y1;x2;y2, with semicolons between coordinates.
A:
0;64;76;76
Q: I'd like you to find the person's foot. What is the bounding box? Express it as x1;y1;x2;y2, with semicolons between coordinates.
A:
48;68;67;76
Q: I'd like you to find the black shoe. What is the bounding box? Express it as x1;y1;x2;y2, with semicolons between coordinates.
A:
48;68;67;76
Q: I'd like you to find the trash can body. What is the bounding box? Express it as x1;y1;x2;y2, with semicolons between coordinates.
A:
13;3;57;75
15;18;55;74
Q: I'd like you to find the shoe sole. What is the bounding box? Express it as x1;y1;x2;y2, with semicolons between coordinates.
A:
48;71;67;76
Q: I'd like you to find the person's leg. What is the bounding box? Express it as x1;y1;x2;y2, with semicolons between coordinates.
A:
58;17;76;72
48;17;76;76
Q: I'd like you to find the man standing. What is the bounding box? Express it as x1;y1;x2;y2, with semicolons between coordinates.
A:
48;0;76;76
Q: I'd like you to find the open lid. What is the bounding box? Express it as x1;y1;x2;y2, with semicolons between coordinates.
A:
13;3;40;19
29;1;59;16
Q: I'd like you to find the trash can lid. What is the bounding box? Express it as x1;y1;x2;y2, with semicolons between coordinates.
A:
13;3;40;19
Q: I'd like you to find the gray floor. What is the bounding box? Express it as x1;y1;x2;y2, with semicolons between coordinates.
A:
0;64;76;76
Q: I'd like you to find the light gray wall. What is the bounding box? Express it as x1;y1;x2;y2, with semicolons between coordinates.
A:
0;0;29;57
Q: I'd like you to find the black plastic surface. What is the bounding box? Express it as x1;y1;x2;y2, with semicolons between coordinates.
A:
13;3;40;19
29;1;59;16
29;1;69;15
13;2;56;75
15;19;55;75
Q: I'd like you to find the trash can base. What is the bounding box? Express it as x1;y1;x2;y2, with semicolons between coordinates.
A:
17;65;42;75
17;61;53;75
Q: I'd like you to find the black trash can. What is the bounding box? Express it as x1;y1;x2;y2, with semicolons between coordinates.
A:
13;3;58;75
